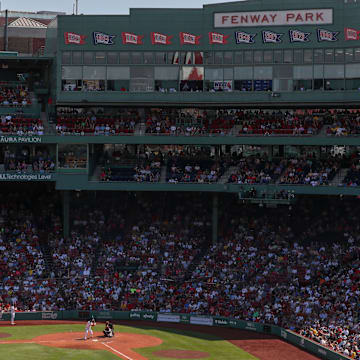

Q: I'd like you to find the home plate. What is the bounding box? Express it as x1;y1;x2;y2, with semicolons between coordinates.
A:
92;339;99;342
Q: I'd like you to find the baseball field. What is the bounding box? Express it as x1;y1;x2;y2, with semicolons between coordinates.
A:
0;320;320;360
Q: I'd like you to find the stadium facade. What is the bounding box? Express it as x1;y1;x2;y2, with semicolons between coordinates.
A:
1;0;360;237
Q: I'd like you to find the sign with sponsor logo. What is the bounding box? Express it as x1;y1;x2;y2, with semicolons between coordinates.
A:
209;32;229;45
129;312;141;319
235;31;256;44
93;32;115;45
141;312;157;321
0;173;55;181
180;315;190;323
317;29;338;42
157;314;180;323
214;9;333;28
64;32;86;45
190;316;213;326
179;32;201;45
42;312;58;320
345;27;360;41
97;311;112;319
121;32;143;45
0;136;42;144
129;311;141;320
151;32;172;45
213;317;229;326
289;29;310;43
262;30;283;43
245;322;258;331
281;329;288;339
214;81;232;91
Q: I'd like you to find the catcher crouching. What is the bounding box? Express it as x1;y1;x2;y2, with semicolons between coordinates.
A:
103;320;114;337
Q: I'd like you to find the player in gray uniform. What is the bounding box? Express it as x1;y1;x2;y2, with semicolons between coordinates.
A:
10;305;15;325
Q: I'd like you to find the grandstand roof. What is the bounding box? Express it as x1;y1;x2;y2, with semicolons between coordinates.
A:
8;17;47;28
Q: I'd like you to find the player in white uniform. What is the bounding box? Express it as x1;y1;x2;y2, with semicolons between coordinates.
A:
10;305;15;325
84;318;96;340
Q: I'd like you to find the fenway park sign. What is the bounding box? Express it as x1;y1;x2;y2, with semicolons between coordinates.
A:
214;9;333;27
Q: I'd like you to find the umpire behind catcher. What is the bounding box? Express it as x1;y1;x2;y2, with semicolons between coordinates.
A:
103;320;114;337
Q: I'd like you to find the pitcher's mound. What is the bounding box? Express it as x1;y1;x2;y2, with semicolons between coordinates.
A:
153;350;209;359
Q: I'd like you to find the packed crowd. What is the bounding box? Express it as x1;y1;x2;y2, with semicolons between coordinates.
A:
325;110;360;136
0;114;44;135
56;108;139;135
3;148;55;172
342;159;360;186
145;109;235;136
279;157;340;186
235;110;322;135
0;189;55;312
228;157;286;184
0;85;31;107
167;151;226;183
1;190;360;358
53;107;360;137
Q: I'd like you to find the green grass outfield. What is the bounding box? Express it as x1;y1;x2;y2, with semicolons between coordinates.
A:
0;323;258;360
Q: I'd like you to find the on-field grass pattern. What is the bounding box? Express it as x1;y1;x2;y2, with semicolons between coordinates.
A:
0;323;258;360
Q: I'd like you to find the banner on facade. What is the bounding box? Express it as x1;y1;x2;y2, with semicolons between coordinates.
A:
289;29;310;42
344;27;360;40
214;9;333;27
121;32;144;45
179;32;201;45
64;32;86;45
209;32;229;44
262;30;283;43
93;32;115;45
317;29;338;42
234;31;256;44
151;32;173;45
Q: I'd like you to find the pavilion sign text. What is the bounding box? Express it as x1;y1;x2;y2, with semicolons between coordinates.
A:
214;9;333;27
0;136;42;144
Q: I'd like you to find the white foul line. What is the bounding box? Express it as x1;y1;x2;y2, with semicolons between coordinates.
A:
101;342;134;360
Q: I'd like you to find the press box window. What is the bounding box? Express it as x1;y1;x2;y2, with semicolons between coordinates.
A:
72;52;82;64
95;52;106;64
144;52;154;64
119;52;130;64
83;52;94;65
62;52;71;64
107;52;118;64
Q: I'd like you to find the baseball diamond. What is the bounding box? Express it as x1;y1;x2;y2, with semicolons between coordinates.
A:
0;321;320;360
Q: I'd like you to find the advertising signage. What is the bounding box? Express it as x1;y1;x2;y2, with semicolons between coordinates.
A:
214;9;333;28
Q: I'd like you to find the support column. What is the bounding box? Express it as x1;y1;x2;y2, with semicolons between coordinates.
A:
212;193;218;244
63;190;70;239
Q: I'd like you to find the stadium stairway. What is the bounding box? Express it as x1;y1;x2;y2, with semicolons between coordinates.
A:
90;238;104;277
41;111;55;134
160;164;167;182
183;237;212;282
218;166;238;184
135;121;146;135
329;168;349;186
39;239;57;278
